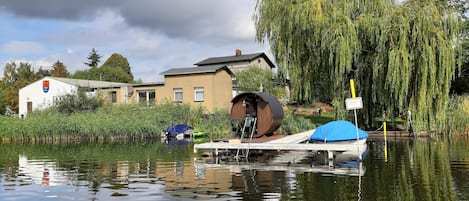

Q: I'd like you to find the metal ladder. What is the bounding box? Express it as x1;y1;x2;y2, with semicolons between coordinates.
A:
235;116;257;159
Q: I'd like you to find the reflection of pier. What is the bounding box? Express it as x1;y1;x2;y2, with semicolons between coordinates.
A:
205;163;365;176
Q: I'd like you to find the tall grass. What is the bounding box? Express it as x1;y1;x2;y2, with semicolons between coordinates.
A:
0;101;316;142
0;103;231;142
447;96;469;135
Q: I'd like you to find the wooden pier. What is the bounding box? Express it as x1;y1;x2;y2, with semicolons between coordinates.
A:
194;129;367;161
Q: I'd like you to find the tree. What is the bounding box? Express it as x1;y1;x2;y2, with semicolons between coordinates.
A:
0;88;6;115
51;60;70;77
36;67;51;78
235;67;285;98
1;62;39;112
84;48;102;68
71;65;133;83
445;0;469;94
254;0;461;131
101;53;134;81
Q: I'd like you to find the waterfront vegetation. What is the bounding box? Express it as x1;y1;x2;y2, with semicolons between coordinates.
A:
0;101;314;142
447;95;469;135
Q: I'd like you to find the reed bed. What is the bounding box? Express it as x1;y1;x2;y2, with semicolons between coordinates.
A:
0;101;314;142
0;103;231;142
447;95;469;136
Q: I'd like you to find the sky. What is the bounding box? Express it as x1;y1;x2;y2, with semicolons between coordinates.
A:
0;0;272;82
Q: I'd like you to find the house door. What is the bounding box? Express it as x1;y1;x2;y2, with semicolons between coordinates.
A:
27;102;32;113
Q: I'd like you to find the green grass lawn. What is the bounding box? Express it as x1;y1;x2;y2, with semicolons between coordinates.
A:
301;112;335;126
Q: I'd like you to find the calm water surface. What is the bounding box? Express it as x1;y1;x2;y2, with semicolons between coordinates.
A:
0;137;468;201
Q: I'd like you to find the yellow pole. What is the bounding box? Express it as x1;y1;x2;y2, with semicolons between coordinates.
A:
350;79;356;98
383;122;387;137
384;121;387;162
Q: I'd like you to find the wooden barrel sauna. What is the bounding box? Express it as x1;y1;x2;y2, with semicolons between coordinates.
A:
231;92;284;137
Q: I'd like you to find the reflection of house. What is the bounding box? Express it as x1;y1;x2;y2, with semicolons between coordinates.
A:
18;155;68;186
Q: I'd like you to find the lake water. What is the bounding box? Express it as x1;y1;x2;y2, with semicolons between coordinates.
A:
0;137;468;201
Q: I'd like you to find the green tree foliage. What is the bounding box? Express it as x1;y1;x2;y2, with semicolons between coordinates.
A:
73;52;134;83
446;0;469;94
72;65;132;83
254;0;461;131
36;67;51;78
0;88;6;115
51;60;70;77
235;67;285;98
102;53;134;80
1;62;39;112
451;40;469;94
53;88;103;115
84;48;102;68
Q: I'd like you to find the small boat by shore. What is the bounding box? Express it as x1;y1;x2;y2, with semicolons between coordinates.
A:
163;124;194;140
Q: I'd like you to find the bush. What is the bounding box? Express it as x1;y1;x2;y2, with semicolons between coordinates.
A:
278;111;315;135
447;95;469;135
54;89;103;114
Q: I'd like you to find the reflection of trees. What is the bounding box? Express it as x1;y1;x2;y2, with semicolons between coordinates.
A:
413;140;455;200
450;138;469;200
362;140;455;200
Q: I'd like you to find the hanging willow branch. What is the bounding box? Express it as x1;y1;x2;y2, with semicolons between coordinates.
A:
254;0;461;131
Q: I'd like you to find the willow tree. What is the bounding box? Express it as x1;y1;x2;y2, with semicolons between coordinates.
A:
254;0;461;131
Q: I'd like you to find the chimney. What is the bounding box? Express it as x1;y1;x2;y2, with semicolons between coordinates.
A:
235;49;242;56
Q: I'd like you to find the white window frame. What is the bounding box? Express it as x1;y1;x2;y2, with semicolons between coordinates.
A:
137;90;156;107
110;91;117;104
174;88;183;103
194;87;204;102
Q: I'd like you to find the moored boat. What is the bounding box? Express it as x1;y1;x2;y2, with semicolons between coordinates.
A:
163;124;194;140
309;120;368;144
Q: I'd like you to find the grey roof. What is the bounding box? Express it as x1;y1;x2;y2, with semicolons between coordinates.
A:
160;65;233;76
50;77;127;88
194;52;275;68
131;82;164;87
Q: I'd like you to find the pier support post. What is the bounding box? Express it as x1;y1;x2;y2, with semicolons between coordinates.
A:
328;151;334;168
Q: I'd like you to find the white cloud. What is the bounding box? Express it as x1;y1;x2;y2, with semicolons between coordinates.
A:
0;0;273;82
2;41;44;54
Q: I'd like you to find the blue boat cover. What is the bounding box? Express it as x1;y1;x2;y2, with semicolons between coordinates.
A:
309;120;368;142
165;124;194;137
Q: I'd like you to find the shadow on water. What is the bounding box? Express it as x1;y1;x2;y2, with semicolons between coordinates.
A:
0;137;468;201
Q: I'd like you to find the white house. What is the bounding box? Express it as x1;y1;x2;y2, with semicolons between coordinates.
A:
18;77;125;117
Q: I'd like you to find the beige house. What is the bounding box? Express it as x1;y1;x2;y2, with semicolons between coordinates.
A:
18;51;272;116
110;65;234;112
194;50;276;73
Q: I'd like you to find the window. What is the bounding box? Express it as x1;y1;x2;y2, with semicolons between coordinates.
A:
174;88;183;103
194;87;204;102
110;91;117;104
138;90;156;106
53;96;63;105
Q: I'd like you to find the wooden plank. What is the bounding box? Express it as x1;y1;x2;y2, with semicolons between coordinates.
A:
266;129;314;144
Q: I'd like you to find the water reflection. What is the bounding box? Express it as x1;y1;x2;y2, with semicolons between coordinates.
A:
0;138;468;200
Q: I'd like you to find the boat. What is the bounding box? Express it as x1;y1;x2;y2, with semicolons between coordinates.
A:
309;120;368;160
163;124;194;140
192;130;208;138
309;120;368;144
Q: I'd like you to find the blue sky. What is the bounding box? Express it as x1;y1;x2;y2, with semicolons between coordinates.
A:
0;0;272;82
